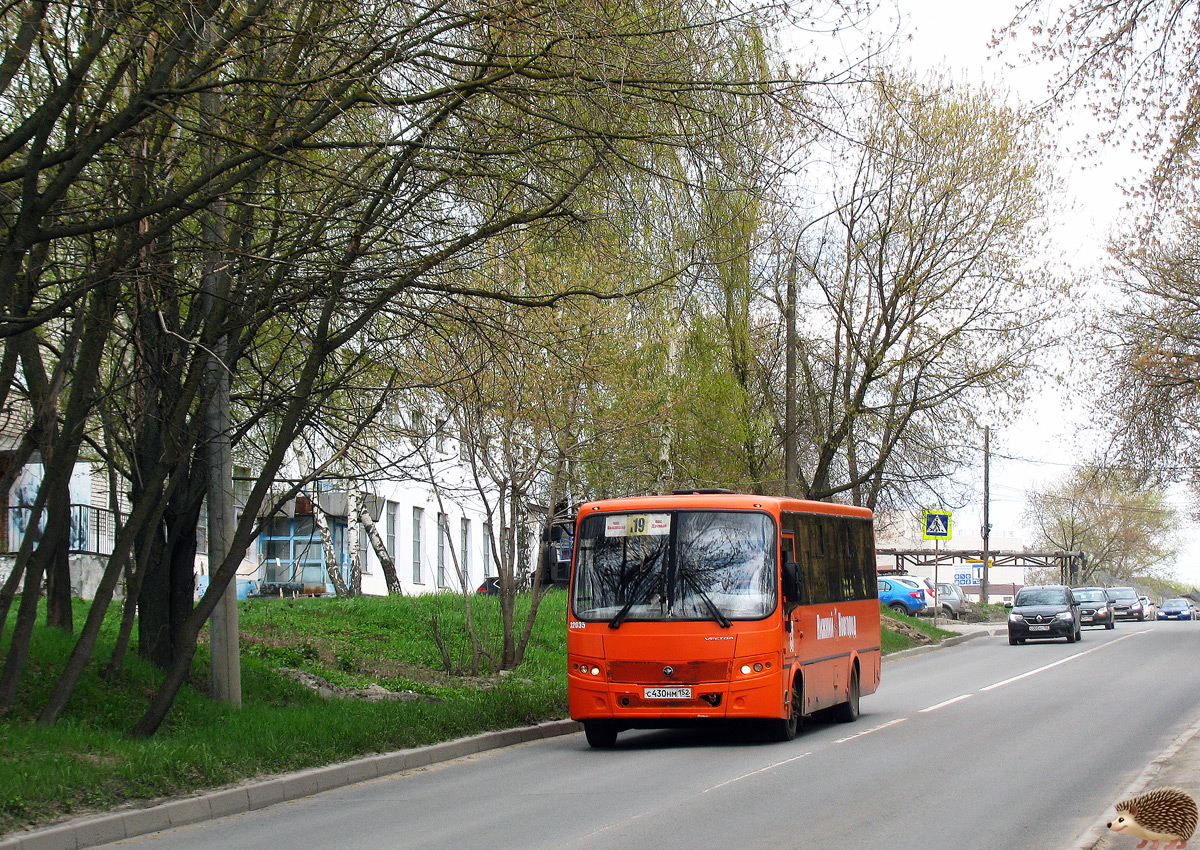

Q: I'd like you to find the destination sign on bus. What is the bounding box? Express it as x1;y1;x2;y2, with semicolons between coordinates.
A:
604;513;671;537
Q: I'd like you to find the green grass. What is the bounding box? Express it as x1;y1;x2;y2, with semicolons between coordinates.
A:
879;604;957;653
0;592;569;835
2;592;943;836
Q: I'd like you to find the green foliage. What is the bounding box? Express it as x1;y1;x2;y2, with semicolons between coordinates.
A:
0;593;568;834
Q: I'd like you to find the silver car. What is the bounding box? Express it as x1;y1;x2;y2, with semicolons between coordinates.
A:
933;582;967;619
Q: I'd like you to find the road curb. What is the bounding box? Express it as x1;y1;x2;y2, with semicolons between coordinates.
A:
1071;712;1200;850
0;719;583;850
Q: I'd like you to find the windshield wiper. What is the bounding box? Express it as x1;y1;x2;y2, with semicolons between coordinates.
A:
608;567;662;629
679;569;732;628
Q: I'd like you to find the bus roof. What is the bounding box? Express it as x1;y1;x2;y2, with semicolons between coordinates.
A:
576;492;872;520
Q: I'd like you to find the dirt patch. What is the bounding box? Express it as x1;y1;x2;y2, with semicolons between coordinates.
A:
276;668;443;702
881;616;935;645
241;631;503;691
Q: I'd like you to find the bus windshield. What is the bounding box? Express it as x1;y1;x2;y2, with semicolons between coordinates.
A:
572;510;777;624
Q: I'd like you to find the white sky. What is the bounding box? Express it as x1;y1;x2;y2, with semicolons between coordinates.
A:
839;0;1200;586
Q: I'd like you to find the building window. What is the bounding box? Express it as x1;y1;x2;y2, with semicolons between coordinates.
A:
435;418;446;453
259;515;336;588
483;522;492;577
437;512;447;587
197;499;209;556
386;501;397;560
460;517;470;584
412;507;423;584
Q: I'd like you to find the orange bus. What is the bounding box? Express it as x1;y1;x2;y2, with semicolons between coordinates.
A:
567;490;881;748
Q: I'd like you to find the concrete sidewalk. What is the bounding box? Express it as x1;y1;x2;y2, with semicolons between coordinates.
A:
1073;715;1200;850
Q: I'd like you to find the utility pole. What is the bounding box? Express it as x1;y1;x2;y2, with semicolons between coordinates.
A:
980;426;990;606
206;344;241;706
784;253;798;495
199;37;240;703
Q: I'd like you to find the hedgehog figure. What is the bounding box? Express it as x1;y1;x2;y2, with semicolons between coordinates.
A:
1107;787;1198;849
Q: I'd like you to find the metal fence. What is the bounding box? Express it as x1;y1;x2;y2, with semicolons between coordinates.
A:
0;504;118;556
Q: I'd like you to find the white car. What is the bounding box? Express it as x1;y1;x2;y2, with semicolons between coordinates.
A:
890;576;931;612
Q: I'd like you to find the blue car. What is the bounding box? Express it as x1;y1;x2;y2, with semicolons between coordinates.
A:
879;577;926;616
1158;598;1194;620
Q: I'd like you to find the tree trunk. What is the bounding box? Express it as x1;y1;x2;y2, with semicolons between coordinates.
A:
313;497;349;597
347;496;362;596
36;457;177;725
136;522;173;668
0;557;48;713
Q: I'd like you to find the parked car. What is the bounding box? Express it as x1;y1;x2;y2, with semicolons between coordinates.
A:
933;582;967;619
476;576;501;595
1104;586;1146;621
1157;598;1194;620
1007;585;1082;645
1071;586;1115;630
878;577;926;616
889;576;932;612
1138;596;1157;619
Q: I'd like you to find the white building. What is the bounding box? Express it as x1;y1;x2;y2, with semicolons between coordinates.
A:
3;407;554;600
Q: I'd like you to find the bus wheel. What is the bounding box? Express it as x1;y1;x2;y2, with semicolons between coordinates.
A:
584;721;619;749
766;680;802;742
831;667;860;723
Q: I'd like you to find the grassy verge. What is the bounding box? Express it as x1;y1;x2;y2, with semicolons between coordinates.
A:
880;606;958;653
3;593;952;836
1;592;568;836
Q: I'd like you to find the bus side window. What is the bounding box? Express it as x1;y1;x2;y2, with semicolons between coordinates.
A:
781;534;799;606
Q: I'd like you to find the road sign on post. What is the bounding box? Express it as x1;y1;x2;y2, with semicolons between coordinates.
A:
922;509;952;541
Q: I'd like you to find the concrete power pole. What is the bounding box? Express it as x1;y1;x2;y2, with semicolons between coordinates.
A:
980;426;990;606
199;17;240;706
206;343;242;706
784;254;798;496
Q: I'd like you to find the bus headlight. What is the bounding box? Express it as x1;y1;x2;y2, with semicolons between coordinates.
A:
572;660;605;678
736;657;774;677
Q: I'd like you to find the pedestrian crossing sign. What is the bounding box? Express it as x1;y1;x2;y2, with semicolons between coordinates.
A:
922;510;952;541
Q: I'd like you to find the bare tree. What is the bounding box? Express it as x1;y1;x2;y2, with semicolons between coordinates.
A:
785;71;1060;509
1004;0;1200;196
1099;214;1200;497
1023;465;1181;583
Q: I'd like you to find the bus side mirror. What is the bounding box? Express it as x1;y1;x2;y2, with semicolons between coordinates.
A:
782;561;801;604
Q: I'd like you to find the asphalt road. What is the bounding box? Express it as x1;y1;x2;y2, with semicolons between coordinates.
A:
99;619;1200;850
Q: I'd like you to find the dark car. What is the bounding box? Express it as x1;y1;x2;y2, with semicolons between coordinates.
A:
1071;586;1116;630
1007;584;1082;645
1158;598;1194;620
476;576;501;595
1104;586;1146;621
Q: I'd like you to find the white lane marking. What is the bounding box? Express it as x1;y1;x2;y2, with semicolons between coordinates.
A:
920;694;973;713
834;717;905;743
703;751;812;793
981;630;1146;692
